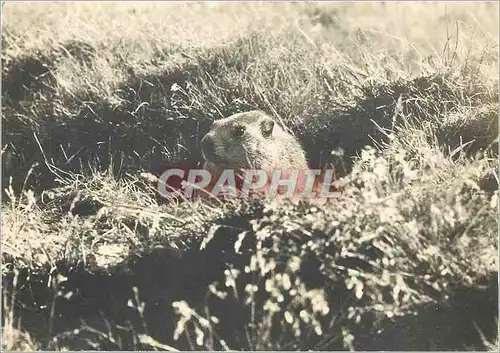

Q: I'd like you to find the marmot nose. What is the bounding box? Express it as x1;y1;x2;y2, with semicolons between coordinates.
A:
201;135;215;155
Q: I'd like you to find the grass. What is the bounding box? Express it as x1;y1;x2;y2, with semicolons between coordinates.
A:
1;1;499;351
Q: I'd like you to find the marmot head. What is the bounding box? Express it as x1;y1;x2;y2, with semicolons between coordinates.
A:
201;110;277;169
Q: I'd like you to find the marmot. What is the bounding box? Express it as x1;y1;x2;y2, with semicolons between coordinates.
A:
201;110;308;172
140;110;339;203
198;110;310;199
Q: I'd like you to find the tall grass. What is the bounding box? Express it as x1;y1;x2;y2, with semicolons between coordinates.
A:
2;2;498;351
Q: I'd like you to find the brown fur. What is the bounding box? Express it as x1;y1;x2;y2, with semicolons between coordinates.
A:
198;110;309;200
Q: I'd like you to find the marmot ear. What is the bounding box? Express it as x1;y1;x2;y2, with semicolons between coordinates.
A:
260;117;275;138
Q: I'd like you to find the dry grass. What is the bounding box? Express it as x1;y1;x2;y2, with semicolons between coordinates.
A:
1;2;498;351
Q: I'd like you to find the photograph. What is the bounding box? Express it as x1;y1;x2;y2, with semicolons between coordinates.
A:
1;1;499;351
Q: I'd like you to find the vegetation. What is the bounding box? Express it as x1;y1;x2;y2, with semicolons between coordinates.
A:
2;2;498;351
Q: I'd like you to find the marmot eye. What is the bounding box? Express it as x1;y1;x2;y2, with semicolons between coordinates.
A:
232;125;246;137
